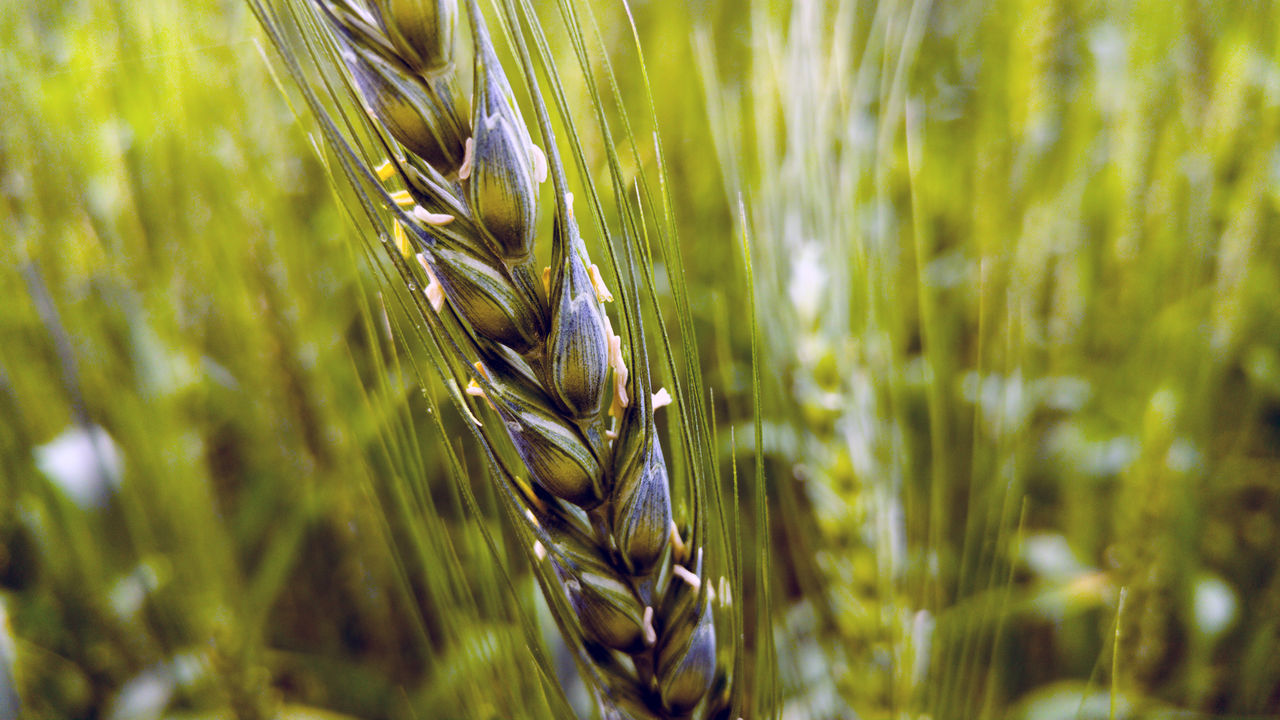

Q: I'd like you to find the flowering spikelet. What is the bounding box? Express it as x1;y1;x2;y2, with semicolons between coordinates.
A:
465;24;538;261
343;43;468;173
610;431;672;576
424;244;542;352
547;521;649;653
657;565;717;714
371;0;456;73
606;298;671;575
476;348;605;508
544;212;609;419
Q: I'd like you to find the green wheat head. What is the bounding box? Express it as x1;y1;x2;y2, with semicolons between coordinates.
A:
245;0;754;717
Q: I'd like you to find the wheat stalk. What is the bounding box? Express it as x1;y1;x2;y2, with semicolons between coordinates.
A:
249;0;735;717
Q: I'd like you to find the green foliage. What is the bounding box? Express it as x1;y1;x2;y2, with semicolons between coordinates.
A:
699;0;1280;717
0;1;573;717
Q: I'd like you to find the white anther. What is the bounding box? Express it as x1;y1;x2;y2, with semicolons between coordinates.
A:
643;606;657;646
415;254;445;313
652;388;673;410
448;379;483;427
531;144;548;184
608;332;629;413
588;264;613;303
672;565;700;590
413;206;454;226
458;137;474;180
670;521;687;560
425;283;444;313
600;312;630;418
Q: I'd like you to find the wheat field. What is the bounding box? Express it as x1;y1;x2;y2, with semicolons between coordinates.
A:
2;1;1279;719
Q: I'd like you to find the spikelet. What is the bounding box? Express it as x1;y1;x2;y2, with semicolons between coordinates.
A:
657;564;717;715
475;348;605;508
610;432;672;576
544;212;610;419
464;21;538;261
343;42;468;173
549;524;650;652
371;0;455;73
423;244;543;353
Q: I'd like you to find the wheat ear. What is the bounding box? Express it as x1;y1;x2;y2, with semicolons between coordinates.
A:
252;0;735;716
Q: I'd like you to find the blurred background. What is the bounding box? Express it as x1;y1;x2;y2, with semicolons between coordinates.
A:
3;0;1280;718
